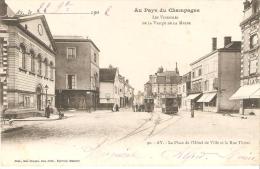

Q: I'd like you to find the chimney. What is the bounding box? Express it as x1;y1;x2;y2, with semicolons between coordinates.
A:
224;36;232;47
0;0;7;16
212;37;217;51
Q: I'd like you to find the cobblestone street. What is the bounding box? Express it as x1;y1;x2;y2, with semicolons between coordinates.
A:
1;109;259;166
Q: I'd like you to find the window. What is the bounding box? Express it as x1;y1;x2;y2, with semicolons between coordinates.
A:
250;34;258;49
20;44;26;69
50;62;54;80
66;74;76;89
244;99;260;109
94;53;97;63
30;51;35;72
204;80;209;91
38;55;42;75
192;71;195;78
44;59;48;78
249;58;258;75
24;96;30;108
0;38;3;67
67;47;76;59
198;68;202;76
18;95;32;108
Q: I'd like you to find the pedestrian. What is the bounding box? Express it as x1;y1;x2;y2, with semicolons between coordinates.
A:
45;100;51;118
116;104;119;112
45;105;50;118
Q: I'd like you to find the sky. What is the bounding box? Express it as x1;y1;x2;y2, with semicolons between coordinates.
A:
6;0;244;93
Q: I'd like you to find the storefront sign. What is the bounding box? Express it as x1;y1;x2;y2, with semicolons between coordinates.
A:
243;77;260;85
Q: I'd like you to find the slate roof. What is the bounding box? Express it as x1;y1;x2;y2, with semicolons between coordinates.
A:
190;41;241;66
100;68;117;82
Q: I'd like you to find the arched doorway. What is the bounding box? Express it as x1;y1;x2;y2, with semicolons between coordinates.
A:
36;85;42;110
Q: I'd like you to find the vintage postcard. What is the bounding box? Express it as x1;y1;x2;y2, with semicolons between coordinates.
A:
0;0;259;167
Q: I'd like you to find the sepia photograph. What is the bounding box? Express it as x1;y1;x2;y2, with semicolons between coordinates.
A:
0;0;259;167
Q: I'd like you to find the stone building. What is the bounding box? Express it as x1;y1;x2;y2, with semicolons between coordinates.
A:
99;65;134;109
144;64;181;107
54;36;100;110
177;72;191;111
99;66;120;109
230;0;260;115
0;12;56;117
189;37;241;112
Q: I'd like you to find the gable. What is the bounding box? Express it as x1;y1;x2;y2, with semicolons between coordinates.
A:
19;16;55;51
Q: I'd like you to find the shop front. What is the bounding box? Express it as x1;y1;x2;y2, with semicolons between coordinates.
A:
186;93;202;110
230;84;260;115
197;92;217;112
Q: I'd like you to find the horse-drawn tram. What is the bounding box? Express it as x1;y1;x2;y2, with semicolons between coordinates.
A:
161;96;179;114
144;97;154;113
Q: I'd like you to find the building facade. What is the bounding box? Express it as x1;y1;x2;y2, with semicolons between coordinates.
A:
230;0;260;115
0;14;56;116
54;36;100;110
189;37;241;112
144;65;181;107
177;72;191;111
99;66;134;109
99;66;120;109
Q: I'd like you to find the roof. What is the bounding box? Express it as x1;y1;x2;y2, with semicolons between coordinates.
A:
156;71;178;76
54;35;100;52
1;14;57;54
100;68;117;82
190;41;241;66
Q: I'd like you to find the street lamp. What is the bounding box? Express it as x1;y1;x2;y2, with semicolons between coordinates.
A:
44;85;49;107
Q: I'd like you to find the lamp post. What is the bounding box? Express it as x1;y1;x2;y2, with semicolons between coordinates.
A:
44;85;49;108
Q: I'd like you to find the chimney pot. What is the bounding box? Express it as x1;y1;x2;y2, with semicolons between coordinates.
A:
224;36;232;47
212;37;217;51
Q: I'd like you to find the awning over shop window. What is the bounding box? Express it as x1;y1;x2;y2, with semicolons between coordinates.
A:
203;93;217;102
250;88;260;98
186;93;201;100
197;93;217;102
197;94;209;102
230;84;260;100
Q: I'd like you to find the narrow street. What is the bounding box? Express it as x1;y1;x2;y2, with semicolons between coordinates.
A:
1;110;259;166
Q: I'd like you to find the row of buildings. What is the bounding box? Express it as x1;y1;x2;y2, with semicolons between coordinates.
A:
144;65;181;107
145;0;260;115
0;0;134;116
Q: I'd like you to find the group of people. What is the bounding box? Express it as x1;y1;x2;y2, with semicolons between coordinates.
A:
45;100;64;119
132;104;144;112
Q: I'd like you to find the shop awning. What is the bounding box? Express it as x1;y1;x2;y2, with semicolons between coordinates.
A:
197;93;217;102
186;93;201;100
197;94;209;102
203;93;217;102
230;84;260;100
250;88;260;98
